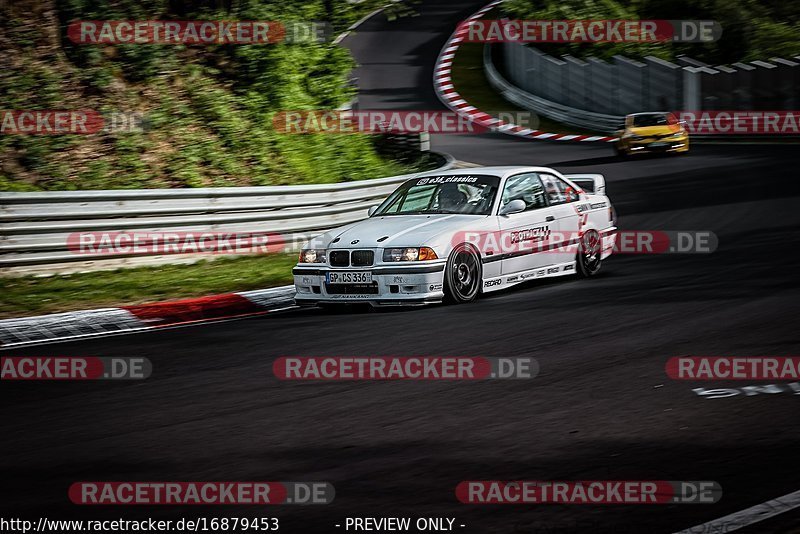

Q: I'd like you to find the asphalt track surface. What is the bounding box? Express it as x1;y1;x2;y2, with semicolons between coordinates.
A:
3;1;800;533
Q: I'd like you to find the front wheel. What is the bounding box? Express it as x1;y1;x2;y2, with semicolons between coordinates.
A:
576;230;602;278
444;244;482;303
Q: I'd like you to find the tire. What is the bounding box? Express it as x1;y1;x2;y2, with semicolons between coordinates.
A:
444;244;482;303
613;143;625;158
576;229;602;278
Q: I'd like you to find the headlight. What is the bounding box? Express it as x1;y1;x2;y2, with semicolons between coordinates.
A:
627;134;644;141
299;249;326;263
383;247;438;262
669;130;686;139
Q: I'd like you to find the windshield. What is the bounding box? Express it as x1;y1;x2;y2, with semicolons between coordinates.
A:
373;175;500;216
632;113;674;127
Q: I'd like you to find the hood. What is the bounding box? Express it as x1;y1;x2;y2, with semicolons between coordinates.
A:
323;214;486;249
629;124;682;137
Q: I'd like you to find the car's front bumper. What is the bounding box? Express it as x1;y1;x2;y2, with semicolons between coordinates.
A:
625;137;689;153
293;262;447;306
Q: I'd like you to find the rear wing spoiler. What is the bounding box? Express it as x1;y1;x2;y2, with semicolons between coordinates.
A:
564;173;606;195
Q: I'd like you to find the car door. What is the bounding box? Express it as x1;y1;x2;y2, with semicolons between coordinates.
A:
497;173;556;275
538;172;581;265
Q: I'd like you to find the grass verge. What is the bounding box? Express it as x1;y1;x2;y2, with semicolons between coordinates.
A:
0;254;297;319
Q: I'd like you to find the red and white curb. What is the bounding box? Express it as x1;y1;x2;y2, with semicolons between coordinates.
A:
0;286;296;348
434;0;616;143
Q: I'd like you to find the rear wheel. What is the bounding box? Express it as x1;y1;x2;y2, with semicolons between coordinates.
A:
444;244;482;303
576;230;602;277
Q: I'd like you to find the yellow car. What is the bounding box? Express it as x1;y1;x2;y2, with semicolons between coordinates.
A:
614;112;689;157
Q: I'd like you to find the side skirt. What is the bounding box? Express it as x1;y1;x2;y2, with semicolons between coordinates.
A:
480;262;577;293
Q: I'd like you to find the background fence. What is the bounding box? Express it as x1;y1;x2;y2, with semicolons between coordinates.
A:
0;152;453;276
484;45;623;132
497;42;800;132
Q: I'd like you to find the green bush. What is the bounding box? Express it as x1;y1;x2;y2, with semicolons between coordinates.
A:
502;0;800;63
1;0;414;191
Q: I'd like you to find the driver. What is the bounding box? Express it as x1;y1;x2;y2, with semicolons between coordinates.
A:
437;183;467;212
545;181;563;203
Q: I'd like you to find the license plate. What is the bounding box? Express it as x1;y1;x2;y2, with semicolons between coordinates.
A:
649;142;667;147
326;271;373;284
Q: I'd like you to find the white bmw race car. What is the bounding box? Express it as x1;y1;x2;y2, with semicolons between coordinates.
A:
293;166;617;306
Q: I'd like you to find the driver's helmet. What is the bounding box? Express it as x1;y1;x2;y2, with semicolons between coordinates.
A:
438;183;467;211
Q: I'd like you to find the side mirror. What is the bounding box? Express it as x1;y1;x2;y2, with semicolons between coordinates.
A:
499;199;526;216
367;205;379;216
678;120;687;125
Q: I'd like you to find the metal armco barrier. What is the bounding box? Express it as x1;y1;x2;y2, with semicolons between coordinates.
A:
0;155;454;275
495;41;800;133
484;45;623;133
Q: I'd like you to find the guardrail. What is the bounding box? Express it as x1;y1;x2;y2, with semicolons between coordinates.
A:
0;154;454;275
493;41;800;133
484;44;624;133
